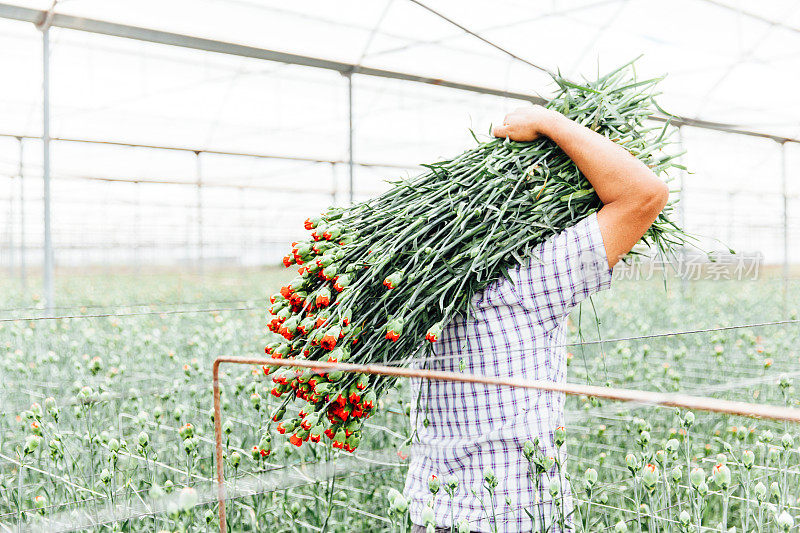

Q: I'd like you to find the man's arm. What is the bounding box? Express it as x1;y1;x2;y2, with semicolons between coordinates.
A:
493;106;669;268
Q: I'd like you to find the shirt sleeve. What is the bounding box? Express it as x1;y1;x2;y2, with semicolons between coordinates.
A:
511;212;612;325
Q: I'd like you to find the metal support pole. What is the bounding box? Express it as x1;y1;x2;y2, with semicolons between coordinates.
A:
238;186;244;266
42;25;54;313
8;159;14;279
330;162;337;206
195;151;203;275
346;72;354;205
677;126;687;297
133;181;140;272
780;141;788;318
18;137;25;287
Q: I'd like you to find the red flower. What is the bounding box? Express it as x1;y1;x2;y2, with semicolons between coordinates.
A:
282;254;294;268
316;288;331;308
289;434;303;447
321;326;341;350
385;317;404;342
425;322;443;343
277;422;286;434
333;274;352;292
280;286;292;299
349;391;361;404
382;271;403;290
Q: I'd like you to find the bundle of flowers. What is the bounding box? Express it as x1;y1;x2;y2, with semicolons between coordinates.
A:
261;62;691;453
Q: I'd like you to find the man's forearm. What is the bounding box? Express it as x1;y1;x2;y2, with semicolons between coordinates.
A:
542;111;669;266
542;111;667;208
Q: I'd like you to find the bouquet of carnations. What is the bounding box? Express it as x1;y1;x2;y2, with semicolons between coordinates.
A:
261;62;690;454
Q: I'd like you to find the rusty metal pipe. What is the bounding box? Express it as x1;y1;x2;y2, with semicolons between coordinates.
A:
212;355;800;531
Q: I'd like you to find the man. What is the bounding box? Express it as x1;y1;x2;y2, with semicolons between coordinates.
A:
405;105;669;532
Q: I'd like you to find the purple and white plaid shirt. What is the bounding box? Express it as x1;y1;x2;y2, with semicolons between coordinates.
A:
405;213;612;532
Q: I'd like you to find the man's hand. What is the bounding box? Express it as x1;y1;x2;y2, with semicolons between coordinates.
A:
492;105;557;142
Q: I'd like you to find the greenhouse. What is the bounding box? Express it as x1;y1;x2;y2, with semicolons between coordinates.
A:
1;1;799;531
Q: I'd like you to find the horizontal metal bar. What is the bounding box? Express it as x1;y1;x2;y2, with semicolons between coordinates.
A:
222;356;800;423
0;132;418;169
1;3;797;144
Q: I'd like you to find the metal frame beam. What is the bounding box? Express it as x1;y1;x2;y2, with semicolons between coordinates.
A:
0;132;417;170
41;24;54;313
0;2;798;145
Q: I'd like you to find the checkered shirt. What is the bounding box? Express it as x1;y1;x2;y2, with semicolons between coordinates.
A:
404;212;612;532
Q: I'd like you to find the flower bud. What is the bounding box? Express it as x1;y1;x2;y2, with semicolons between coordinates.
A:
230;451;241;468
655;450;666;465
584;468;598;486
665;438;679;454
446;475;459;493
682;411;695;428
671;466;682;483
100;468;112;485
33;494;47;514
625;453;639;473
523;440;537;461
183;436;198;454
781;433;794;450
548;478;560;497
641;464;658;490
389;492;408;514
428;474;440;495
614;520;628;532
23;434;42;455
770;481;781;500
742;449;755;469
679;510;691;526
777;510;795;531
711;463;731;490
138;431;149;449
768;447;780;464
754;481;767;501
250;392;262;410
483;469;498;488
30;402;43;419
554;426;566;447
690;467;705;488
178;423;194;439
